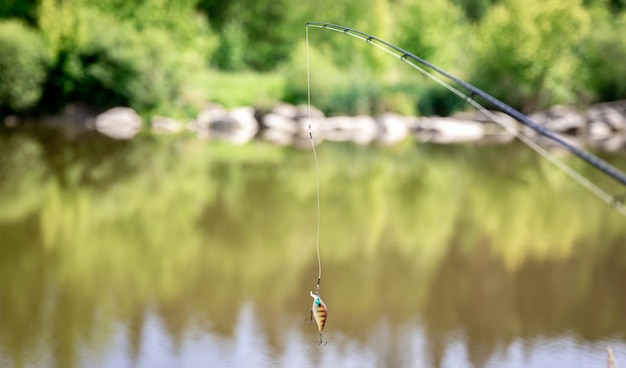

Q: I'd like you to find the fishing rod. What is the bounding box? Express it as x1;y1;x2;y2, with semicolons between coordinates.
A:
306;22;626;207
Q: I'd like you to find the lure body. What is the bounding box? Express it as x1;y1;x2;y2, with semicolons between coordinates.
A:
310;291;328;342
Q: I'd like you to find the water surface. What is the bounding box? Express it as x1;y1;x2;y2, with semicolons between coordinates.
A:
1;130;625;367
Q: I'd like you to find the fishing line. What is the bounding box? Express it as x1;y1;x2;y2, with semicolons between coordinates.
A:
306;22;626;217
306;25;322;291
306;25;328;346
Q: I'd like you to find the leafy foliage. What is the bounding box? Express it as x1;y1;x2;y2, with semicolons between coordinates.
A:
469;0;591;112
581;8;626;102
0;0;37;24
209;0;300;71
1;0;626;116
37;0;216;114
393;0;466;70
212;20;248;71
450;0;499;21
0;20;51;113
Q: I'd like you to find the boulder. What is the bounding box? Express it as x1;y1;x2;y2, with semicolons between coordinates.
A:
271;103;298;119
95;107;142;139
261;103;325;148
412;117;485;144
38;103;99;139
3;115;18;128
375;113;409;145
589;133;626;153
452;110;516;144
295;104;325;120
322;115;378;145
223;107;259;145
531;134;585;152
293;116;324;149
351;116;378;145
587;121;613;141
151;116;183;135
261;113;298;134
530;105;585;136
586;101;626;132
194;105;259;144
193;104;228;139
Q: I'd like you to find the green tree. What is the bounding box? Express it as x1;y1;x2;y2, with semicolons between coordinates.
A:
36;0;216;114
221;0;300;71
393;0;467;70
196;0;231;29
581;8;626;101
0;0;37;24
212;20;247;71
391;0;468;115
470;0;590;112
0;20;51;113
450;0;498;21
583;0;626;11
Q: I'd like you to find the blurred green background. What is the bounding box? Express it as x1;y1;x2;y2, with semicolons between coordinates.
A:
2;1;626;367
1;0;626;118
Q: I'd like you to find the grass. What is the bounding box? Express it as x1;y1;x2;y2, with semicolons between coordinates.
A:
172;68;286;119
201;70;286;110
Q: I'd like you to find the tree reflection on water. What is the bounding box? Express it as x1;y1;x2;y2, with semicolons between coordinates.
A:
0;131;625;367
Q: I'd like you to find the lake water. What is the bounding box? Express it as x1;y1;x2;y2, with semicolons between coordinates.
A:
1;130;625;368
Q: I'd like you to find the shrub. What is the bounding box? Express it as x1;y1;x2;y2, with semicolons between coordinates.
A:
393;0;467;71
0;0;37;24
38;2;215;115
0;20;51;113
213;20;247;71
581;9;626;102
469;0;590;112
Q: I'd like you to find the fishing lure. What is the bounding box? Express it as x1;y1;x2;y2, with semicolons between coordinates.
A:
309;290;328;345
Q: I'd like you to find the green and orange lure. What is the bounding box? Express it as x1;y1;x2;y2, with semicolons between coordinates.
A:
309;290;328;345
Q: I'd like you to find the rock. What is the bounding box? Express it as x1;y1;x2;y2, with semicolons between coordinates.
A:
412;117;485;144
293;116;324;149
38;103;99;139
453;110;516;144
589;133;626;153
322;115;378;145
588;121;613;141
4;115;18;128
194;105;258;144
95;107;142;139
586;101;626;132
194;104;227;139
351;116;378;145
321;116;352;142
375;113;409;145
271;103;298;119
151;116;183;135
262;113;298;134
530;105;585;136
532;134;585;152
224;107;259;145
295;104;325;120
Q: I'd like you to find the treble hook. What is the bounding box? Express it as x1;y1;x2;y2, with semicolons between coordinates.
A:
306;307;314;324
318;332;327;346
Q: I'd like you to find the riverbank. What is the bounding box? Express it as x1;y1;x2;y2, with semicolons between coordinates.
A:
3;100;626;152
